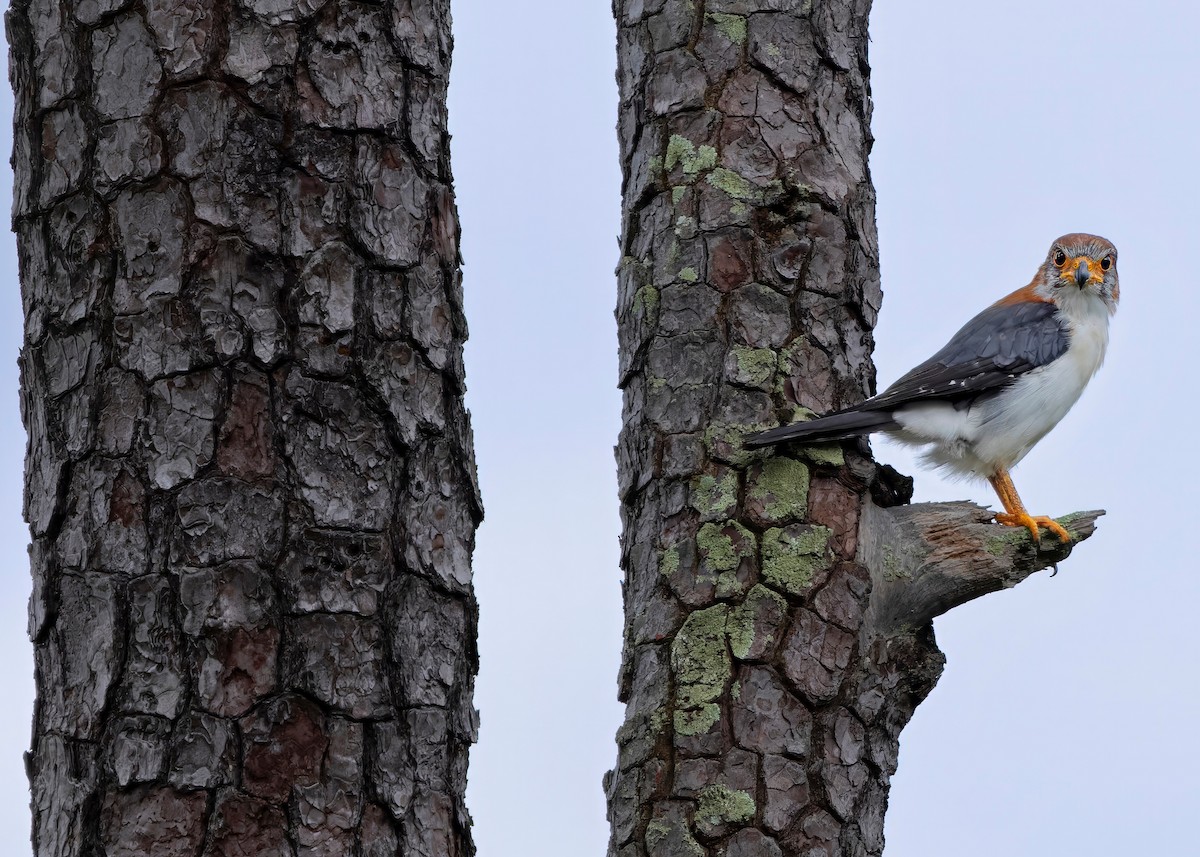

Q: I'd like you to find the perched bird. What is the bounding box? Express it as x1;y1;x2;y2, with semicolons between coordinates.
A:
746;233;1119;543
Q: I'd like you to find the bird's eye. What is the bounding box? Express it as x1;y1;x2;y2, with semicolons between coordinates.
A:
1053;249;1067;267
1100;255;1113;271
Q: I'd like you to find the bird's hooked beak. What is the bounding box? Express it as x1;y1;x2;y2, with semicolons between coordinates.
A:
1074;258;1091;287
1062;255;1101;289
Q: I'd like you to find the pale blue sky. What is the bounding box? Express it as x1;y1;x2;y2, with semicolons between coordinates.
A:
1;2;1197;855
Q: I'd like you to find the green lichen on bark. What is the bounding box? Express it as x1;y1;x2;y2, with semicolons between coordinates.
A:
706;13;747;45
697;784;756;826
786;404;819;423
693;147;718;173
664;134;691;170
983;536;1010;556
645;818;705;857
644;820;670;847
674;703;721;737
748;457;810;523
676;700;720;734
800;443;845;467
614;706;668;759
707;167;783;203
659;544;681;577
1054;512;1089;539
704;421;775;467
678;266;699;283
671;605;731;730
666;238;681;265
707;167;755;200
761;525;832;595
697;521;753;572
674;215;697;237
698;520;756;599
726;584;787;659
690;470;738;518
621;255;653;311
729;346;777;388
665;134;717;176
880;543;909;580
632;284;659;318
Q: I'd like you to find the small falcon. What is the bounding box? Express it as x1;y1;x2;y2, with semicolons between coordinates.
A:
746;233;1119;544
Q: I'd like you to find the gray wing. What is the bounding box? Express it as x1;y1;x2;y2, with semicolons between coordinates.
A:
862;300;1069;412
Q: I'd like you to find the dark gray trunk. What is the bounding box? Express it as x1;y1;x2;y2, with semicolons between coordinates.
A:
606;3;1099;855
10;2;480;854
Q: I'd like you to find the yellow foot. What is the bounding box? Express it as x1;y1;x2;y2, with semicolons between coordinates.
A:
994;512;1072;544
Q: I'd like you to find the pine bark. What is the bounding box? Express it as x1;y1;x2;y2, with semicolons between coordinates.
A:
607;3;1099;856
11;2;480;855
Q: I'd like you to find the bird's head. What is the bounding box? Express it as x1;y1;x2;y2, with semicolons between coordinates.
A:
1036;233;1119;314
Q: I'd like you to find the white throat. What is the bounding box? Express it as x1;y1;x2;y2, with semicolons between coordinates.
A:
1054;287;1111;393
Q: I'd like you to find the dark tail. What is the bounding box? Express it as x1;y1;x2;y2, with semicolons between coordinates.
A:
745;407;897;448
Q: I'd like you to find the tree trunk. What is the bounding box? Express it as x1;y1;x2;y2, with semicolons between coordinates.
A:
607;3;1099;856
11;2;480;854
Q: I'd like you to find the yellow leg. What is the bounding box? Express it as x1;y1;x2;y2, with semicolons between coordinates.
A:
987;469;1071;544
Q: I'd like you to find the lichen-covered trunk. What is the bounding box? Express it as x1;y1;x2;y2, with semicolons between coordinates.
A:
10;2;480;854
607;3;945;855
